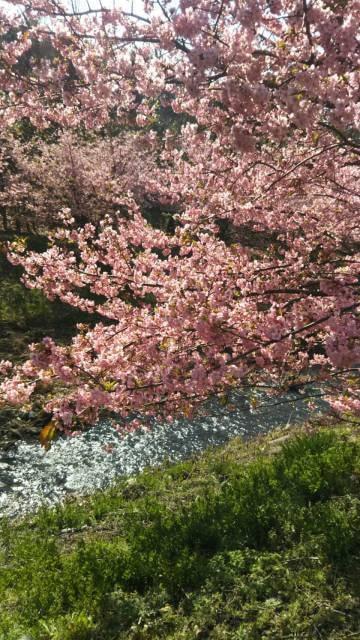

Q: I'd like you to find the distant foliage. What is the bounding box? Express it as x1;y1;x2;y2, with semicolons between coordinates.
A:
0;129;171;231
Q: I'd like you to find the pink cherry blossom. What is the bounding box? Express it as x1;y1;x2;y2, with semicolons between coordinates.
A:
0;0;358;429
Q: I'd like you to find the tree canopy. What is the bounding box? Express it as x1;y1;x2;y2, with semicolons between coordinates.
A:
0;0;359;432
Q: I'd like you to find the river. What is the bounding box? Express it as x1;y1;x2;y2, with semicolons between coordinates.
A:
0;388;327;519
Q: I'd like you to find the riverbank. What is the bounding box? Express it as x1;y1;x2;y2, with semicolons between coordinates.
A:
0;239;93;449
1;420;359;639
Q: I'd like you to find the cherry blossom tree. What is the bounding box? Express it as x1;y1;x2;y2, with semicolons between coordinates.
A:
0;0;359;431
0;128;168;231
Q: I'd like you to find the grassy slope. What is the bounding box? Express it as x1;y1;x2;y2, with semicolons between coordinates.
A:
0;422;359;640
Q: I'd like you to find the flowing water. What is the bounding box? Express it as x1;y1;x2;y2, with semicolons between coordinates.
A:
0;389;327;519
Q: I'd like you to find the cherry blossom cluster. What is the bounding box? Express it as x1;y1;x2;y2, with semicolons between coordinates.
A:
0;128;167;231
0;0;359;429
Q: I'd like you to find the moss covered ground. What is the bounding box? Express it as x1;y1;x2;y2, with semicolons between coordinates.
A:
0;421;359;639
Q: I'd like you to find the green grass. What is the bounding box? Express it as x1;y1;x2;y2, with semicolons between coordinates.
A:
0;424;360;639
0;278;53;326
0;245;90;331
0;246;93;364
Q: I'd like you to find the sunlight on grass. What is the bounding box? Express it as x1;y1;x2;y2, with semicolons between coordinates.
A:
0;425;359;639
